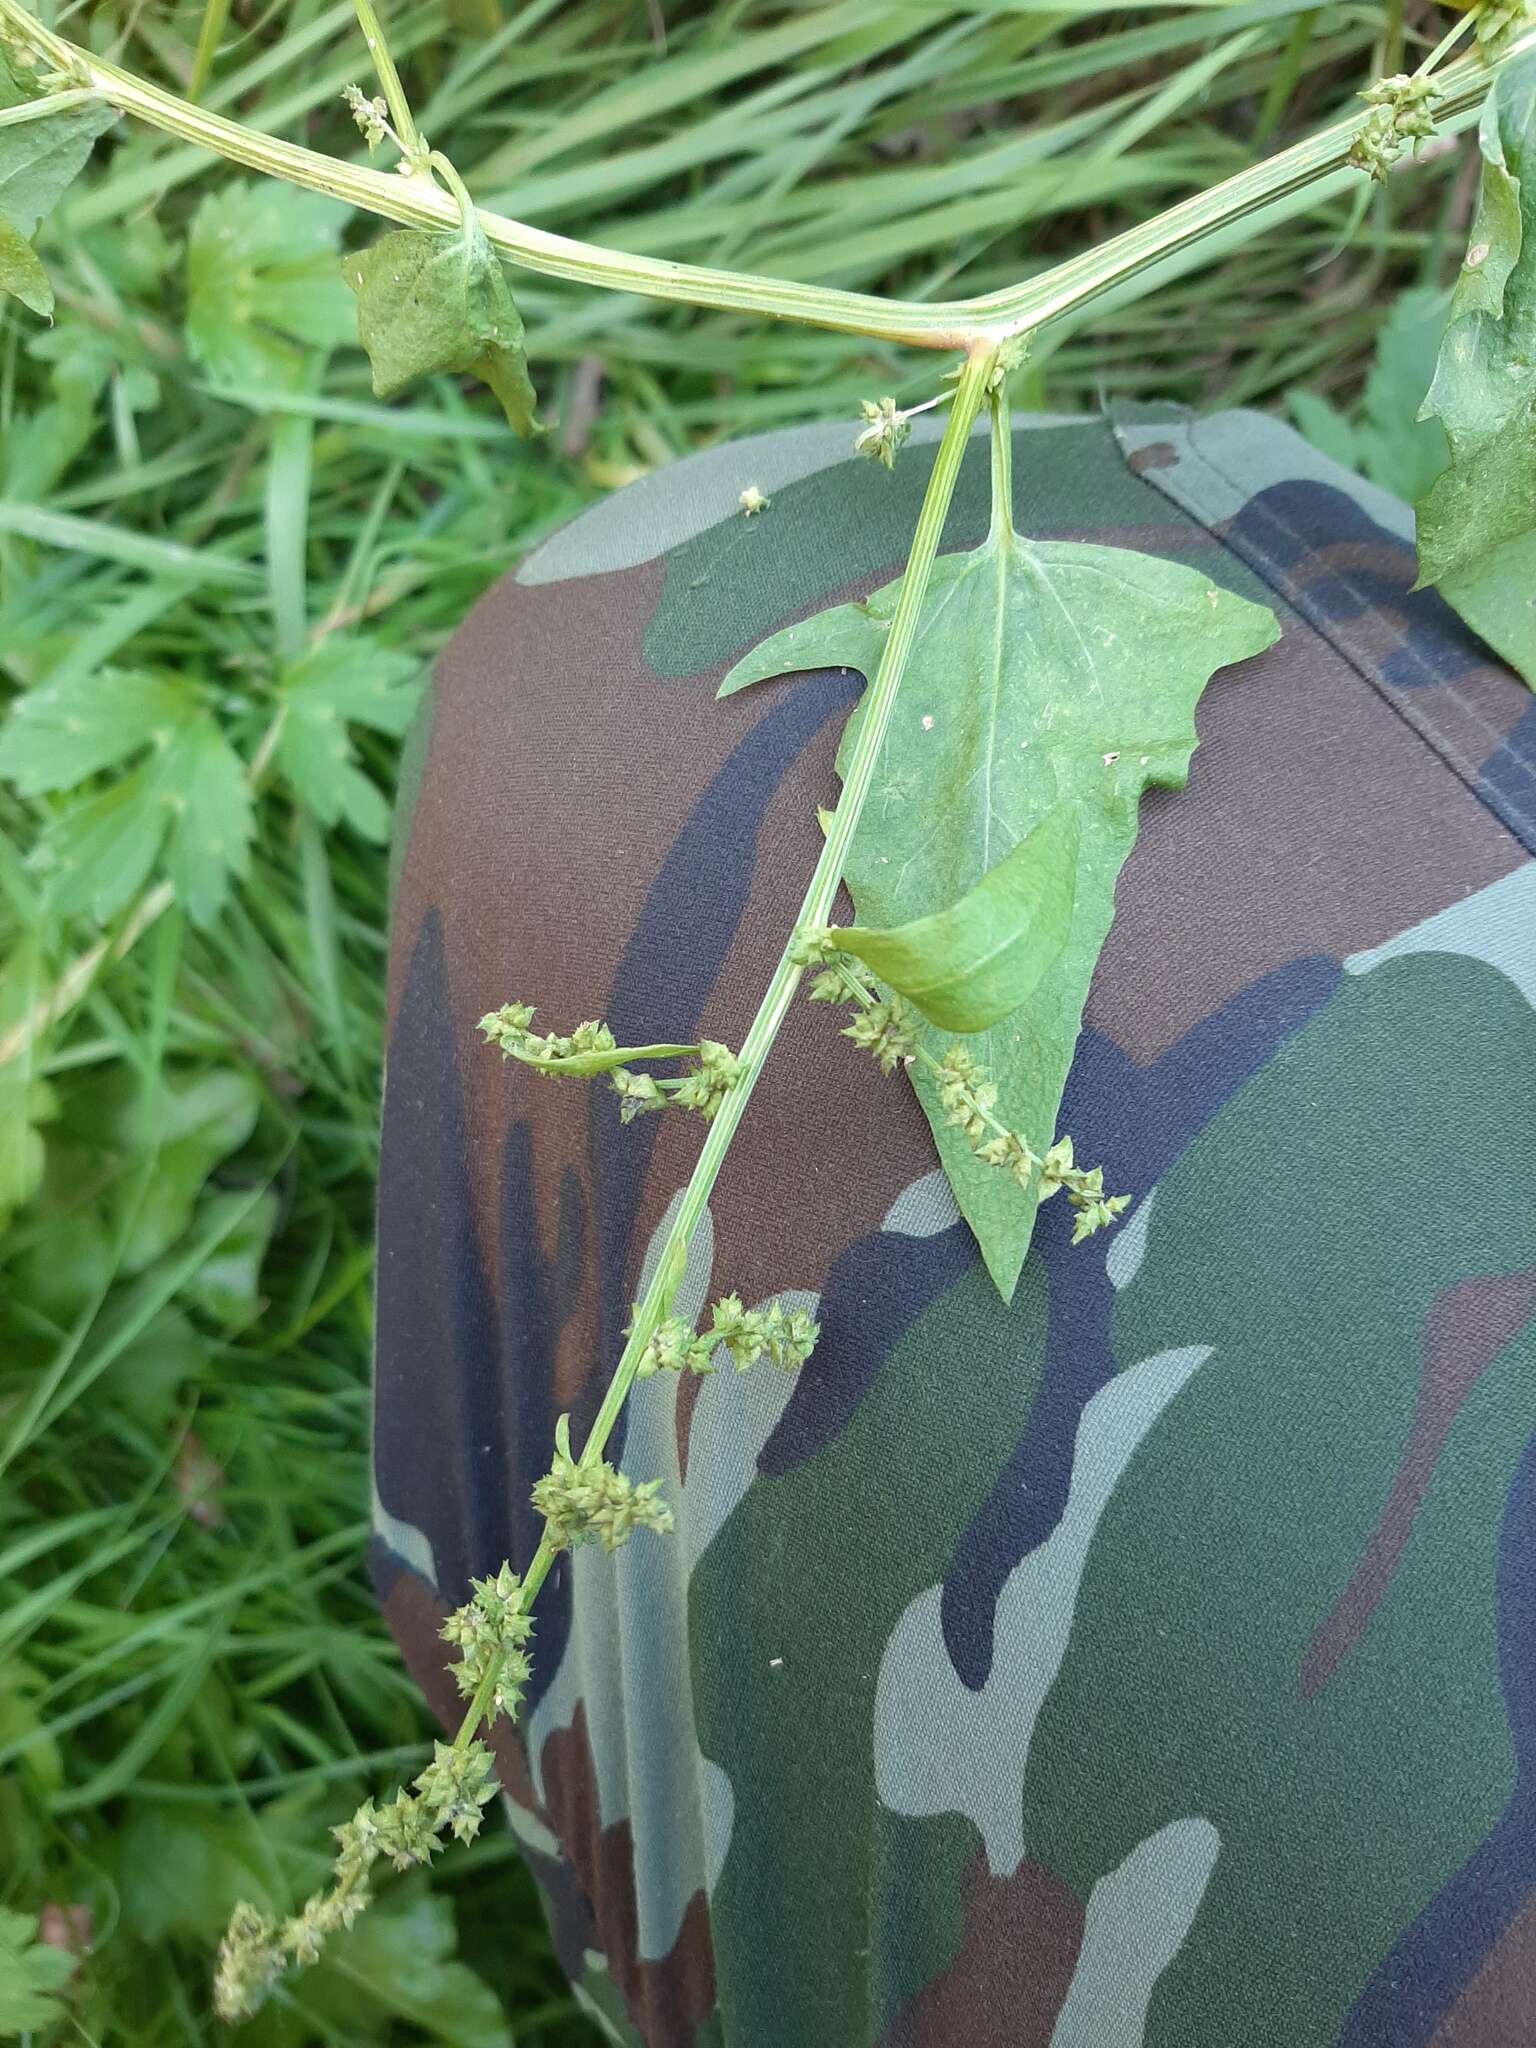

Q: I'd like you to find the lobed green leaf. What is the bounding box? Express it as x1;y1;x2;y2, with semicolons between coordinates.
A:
184;182;355;390
0;669;187;794
8;686;255;928
272;638;421;841
0;1905;75;2034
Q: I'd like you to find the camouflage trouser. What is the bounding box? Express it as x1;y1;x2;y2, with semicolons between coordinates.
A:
373;406;1536;2048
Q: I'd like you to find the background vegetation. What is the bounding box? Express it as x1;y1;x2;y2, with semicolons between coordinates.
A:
0;1;1481;2039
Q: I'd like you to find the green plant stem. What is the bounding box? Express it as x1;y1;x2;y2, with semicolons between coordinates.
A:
1416;8;1478;81
470;348;998;1683
0;86;97;126
351;0;425;166
2;0;1532;348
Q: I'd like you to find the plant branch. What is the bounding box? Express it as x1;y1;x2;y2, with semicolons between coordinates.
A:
480;346;1000;1678
350;0;425;166
3;2;1532;349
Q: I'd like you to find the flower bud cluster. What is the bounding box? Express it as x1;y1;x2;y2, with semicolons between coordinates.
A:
637;1292;819;1379
532;1450;675;1553
1348;73;1441;182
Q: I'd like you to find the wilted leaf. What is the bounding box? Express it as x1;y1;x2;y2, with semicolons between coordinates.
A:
1416;50;1536;686
721;505;1276;1298
185;182;355;389
829;806;1078;1032
343;214;539;434
273;637;420;839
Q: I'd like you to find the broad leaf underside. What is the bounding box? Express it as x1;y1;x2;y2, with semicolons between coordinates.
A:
721;526;1278;1298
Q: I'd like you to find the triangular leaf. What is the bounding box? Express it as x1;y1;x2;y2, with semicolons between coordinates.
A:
0;50;116;238
343;214;539;434
721;516;1277;1298
0;213;51;316
273;637;420;839
830;805;1078;1032
1416;49;1536;685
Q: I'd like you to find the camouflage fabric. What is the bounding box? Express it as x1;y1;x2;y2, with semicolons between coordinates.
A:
372;404;1536;2048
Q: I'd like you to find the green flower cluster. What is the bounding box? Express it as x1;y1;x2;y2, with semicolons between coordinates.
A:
799;933;1130;1246
440;1560;534;1721
843;996;917;1074
610;1038;742;1122
668;1039;742;1121
533;1447;675;1552
213;1567;535;2021
936;1046;1129;1243
213;1740;499;2018
479;1002;741;1122
1472;0;1535;50
798;938;918;1074
637;1292;820;1379
479;1001;617;1068
343;81;389;149
855;395;912;469
1348;73;1441;182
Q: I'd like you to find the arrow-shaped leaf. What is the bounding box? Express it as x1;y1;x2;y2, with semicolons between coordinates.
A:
0;214;51;316
721;487;1277;1298
828;805;1078;1032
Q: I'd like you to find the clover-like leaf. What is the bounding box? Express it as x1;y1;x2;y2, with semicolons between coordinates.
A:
721;496;1277;1298
0;1905;75;2035
0;671;254;927
0;668;186;793
185;182;355;389
343;213;539;434
272;637;421;841
828;805;1078;1032
1416;49;1536;687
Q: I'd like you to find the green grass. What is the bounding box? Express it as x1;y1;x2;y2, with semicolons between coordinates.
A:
0;1;1483;2039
